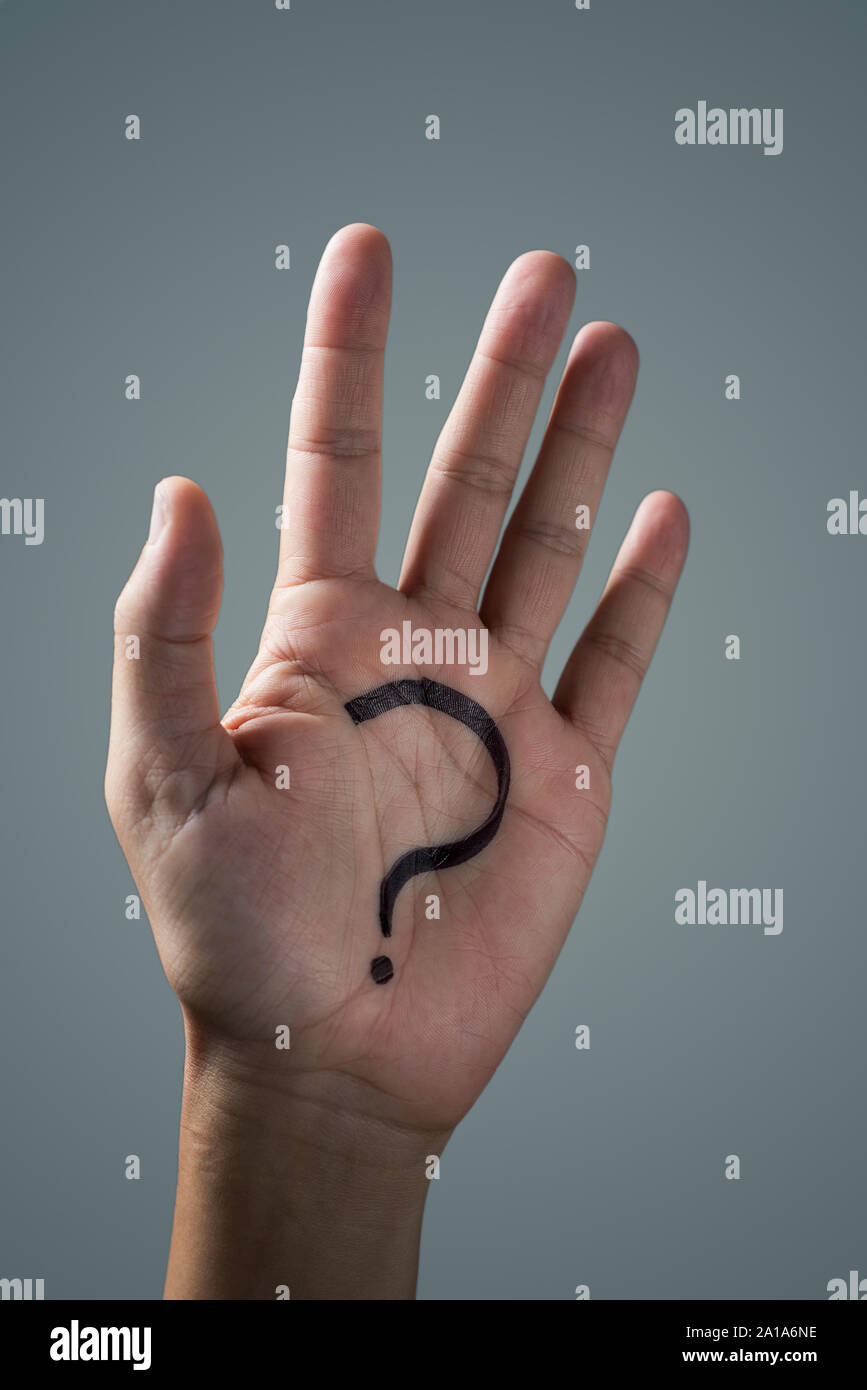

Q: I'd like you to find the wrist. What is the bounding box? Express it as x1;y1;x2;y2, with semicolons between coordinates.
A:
164;1019;450;1300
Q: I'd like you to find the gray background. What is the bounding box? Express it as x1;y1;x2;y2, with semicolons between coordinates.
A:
1;0;864;1300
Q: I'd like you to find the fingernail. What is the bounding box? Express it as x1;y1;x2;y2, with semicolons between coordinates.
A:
147;486;167;545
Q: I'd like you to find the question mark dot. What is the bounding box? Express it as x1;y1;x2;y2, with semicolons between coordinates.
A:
370;955;394;985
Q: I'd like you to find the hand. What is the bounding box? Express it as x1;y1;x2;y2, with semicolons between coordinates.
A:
106;223;688;1298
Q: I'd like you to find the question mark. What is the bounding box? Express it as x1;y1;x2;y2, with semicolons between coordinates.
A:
344;678;511;984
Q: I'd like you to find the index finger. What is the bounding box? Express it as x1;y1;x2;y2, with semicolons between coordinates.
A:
276;223;392;590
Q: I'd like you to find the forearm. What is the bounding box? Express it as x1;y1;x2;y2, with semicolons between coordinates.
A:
164;1028;444;1301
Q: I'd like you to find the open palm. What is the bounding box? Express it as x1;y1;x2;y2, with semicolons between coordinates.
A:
106;224;688;1138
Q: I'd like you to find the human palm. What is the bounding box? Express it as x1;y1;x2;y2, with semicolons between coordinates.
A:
106;223;688;1138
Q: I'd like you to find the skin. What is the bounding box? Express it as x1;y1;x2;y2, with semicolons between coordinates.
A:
105;223;689;1300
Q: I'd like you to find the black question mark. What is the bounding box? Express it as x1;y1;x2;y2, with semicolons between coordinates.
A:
344;678;511;984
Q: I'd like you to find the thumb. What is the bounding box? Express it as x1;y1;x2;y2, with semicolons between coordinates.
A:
107;476;238;825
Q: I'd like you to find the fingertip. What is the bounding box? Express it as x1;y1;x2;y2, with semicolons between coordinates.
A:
130;478;223;639
320;224;393;291
156;473;212;500
573;321;639;373
641;488;690;535
309;224;393;346
325;222;392;260
560;322;640;419
505;248;576;300
630;490;690;575
150;476;222;554
491;251;576;359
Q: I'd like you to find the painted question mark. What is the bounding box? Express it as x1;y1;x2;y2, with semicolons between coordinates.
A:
344;678;511;984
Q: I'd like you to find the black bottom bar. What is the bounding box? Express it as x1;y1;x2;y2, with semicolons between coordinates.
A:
3;1298;862;1375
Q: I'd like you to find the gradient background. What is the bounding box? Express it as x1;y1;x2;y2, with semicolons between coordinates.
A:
1;0;864;1300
